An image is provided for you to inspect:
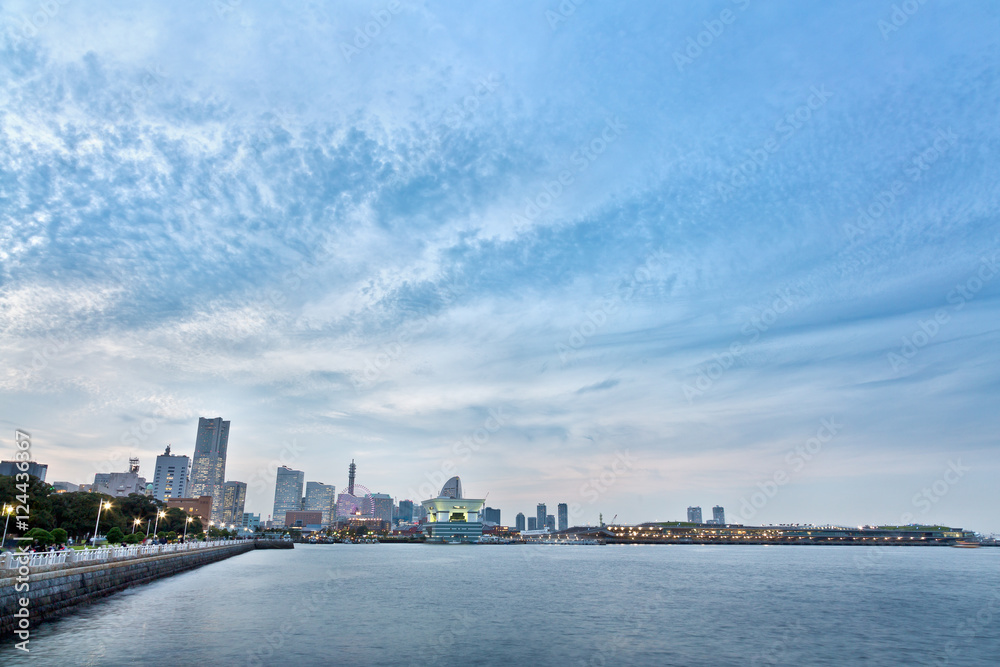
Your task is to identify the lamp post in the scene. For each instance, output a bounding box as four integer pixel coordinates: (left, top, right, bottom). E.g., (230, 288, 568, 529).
(183, 516, 193, 542)
(93, 500, 111, 546)
(153, 510, 166, 539)
(1, 504, 14, 550)
(133, 518, 142, 534)
(206, 520, 214, 543)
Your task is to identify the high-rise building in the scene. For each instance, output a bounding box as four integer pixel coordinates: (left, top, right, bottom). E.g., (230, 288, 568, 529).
(304, 482, 337, 527)
(221, 481, 247, 527)
(189, 417, 230, 522)
(713, 505, 725, 525)
(687, 506, 703, 523)
(536, 503, 547, 531)
(371, 493, 393, 523)
(397, 500, 414, 523)
(515, 512, 526, 532)
(272, 466, 305, 528)
(0, 460, 48, 481)
(348, 459, 356, 495)
(528, 517, 537, 531)
(545, 515, 555, 531)
(557, 503, 568, 531)
(483, 507, 501, 525)
(151, 445, 190, 501)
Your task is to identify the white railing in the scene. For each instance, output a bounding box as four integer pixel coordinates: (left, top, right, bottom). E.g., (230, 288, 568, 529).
(0, 539, 248, 571)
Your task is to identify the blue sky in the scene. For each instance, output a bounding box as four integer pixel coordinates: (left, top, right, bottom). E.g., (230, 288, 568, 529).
(1, 0, 998, 531)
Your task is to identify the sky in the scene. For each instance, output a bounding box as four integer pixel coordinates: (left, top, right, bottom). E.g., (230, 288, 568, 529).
(0, 0, 998, 532)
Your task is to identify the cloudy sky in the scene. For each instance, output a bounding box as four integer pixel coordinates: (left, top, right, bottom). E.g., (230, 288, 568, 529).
(1, 0, 997, 531)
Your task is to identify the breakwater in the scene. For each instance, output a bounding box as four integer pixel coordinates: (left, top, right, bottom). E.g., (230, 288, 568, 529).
(0, 540, 291, 637)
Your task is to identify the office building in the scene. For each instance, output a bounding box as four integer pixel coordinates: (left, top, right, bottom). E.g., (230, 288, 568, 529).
(151, 445, 190, 501)
(397, 500, 414, 523)
(515, 512, 526, 532)
(536, 503, 547, 532)
(687, 506, 703, 524)
(189, 417, 230, 522)
(272, 466, 305, 528)
(557, 503, 568, 531)
(304, 482, 338, 526)
(545, 515, 555, 531)
(241, 512, 261, 532)
(283, 510, 324, 530)
(713, 506, 726, 525)
(0, 460, 48, 481)
(220, 481, 247, 526)
(528, 517, 537, 531)
(371, 493, 394, 523)
(166, 495, 213, 524)
(51, 481, 79, 493)
(483, 507, 501, 526)
(94, 458, 146, 497)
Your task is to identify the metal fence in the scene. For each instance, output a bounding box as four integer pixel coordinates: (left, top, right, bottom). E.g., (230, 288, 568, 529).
(0, 539, 245, 571)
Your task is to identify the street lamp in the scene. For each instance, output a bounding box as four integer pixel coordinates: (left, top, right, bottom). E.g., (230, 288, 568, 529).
(207, 520, 214, 542)
(183, 516, 194, 542)
(93, 500, 112, 546)
(1, 504, 14, 550)
(153, 510, 166, 539)
(133, 517, 142, 534)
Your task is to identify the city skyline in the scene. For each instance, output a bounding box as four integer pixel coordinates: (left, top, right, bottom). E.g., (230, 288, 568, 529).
(1, 1, 997, 533)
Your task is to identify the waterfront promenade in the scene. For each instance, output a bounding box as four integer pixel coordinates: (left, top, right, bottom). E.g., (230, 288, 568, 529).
(0, 539, 291, 637)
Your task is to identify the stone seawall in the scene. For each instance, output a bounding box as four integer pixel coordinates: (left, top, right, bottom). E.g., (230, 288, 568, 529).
(0, 541, 289, 637)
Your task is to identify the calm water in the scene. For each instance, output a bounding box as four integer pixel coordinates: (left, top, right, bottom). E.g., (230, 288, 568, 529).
(4, 544, 999, 666)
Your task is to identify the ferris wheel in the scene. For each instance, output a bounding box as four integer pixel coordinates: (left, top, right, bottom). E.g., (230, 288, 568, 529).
(335, 483, 375, 517)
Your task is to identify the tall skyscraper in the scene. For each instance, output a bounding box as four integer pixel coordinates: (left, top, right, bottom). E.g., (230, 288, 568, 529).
(272, 466, 305, 528)
(221, 481, 247, 526)
(483, 507, 501, 525)
(545, 515, 555, 531)
(348, 459, 356, 495)
(151, 445, 190, 501)
(688, 506, 703, 523)
(713, 505, 726, 525)
(189, 417, 230, 522)
(528, 517, 537, 531)
(304, 482, 337, 527)
(397, 500, 414, 523)
(515, 512, 526, 532)
(557, 503, 568, 531)
(371, 493, 393, 523)
(536, 503, 547, 531)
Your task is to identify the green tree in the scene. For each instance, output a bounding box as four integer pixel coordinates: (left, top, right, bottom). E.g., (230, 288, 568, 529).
(50, 528, 68, 545)
(24, 527, 54, 546)
(0, 474, 55, 531)
(106, 526, 125, 544)
(122, 533, 143, 544)
(49, 491, 118, 540)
